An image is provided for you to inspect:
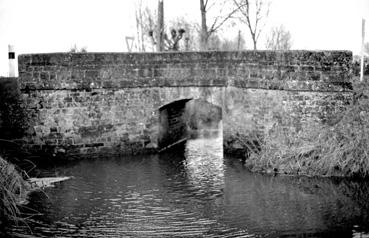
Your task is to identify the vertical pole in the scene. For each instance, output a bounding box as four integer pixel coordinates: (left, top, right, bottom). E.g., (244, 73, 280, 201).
(156, 0, 164, 52)
(8, 45, 16, 77)
(237, 30, 241, 51)
(360, 18, 365, 82)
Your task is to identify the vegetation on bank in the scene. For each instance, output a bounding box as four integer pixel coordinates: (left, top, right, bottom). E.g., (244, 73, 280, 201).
(0, 156, 30, 230)
(244, 79, 369, 178)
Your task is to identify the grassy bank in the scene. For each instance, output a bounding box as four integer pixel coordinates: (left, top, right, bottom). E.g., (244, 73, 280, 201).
(0, 156, 29, 230)
(245, 80, 369, 178)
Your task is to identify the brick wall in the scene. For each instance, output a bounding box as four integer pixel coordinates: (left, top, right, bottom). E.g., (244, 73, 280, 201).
(10, 51, 352, 158)
(18, 51, 352, 91)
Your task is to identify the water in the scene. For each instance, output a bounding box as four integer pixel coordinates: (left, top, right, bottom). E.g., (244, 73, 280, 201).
(10, 130, 369, 237)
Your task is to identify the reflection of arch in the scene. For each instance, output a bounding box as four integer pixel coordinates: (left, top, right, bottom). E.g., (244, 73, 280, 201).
(158, 98, 223, 152)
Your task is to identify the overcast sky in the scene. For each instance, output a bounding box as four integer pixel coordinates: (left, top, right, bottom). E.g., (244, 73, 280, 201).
(0, 0, 368, 76)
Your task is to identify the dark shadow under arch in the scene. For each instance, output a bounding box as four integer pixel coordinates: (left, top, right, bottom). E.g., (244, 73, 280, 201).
(158, 99, 192, 151)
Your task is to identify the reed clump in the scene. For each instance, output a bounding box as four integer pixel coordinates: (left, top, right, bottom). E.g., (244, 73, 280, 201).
(245, 81, 369, 178)
(0, 156, 29, 229)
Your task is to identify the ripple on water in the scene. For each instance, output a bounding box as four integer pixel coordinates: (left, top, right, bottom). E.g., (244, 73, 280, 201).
(10, 132, 369, 237)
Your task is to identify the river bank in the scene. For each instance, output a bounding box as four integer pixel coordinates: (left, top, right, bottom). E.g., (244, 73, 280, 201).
(0, 156, 29, 232)
(0, 155, 72, 236)
(244, 79, 369, 178)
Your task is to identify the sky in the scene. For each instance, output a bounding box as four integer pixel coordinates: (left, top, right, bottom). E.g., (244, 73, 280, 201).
(0, 0, 368, 76)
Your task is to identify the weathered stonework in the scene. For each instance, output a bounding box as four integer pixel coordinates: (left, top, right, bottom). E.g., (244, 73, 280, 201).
(223, 87, 352, 153)
(1, 51, 352, 158)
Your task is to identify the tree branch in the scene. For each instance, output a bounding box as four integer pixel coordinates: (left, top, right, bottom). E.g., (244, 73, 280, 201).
(208, 5, 243, 34)
(234, 0, 270, 49)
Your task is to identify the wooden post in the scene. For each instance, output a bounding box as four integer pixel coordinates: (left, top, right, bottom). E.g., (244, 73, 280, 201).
(156, 0, 164, 52)
(360, 18, 365, 82)
(8, 45, 15, 77)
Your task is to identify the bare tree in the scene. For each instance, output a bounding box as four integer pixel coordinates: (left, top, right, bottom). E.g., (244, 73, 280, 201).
(134, 0, 156, 52)
(149, 22, 187, 51)
(156, 0, 164, 51)
(199, 0, 242, 50)
(233, 0, 270, 50)
(169, 17, 198, 51)
(265, 25, 292, 50)
(163, 29, 186, 51)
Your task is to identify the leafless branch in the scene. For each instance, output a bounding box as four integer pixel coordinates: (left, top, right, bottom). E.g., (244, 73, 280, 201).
(233, 0, 270, 49)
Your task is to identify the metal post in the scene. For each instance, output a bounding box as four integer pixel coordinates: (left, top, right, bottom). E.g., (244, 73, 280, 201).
(360, 18, 365, 82)
(125, 36, 135, 52)
(8, 45, 16, 77)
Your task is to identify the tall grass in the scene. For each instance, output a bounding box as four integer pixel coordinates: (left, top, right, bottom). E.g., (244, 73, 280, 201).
(245, 81, 369, 178)
(0, 156, 29, 229)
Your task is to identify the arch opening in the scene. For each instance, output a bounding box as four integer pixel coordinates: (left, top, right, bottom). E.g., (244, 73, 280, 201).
(158, 98, 223, 152)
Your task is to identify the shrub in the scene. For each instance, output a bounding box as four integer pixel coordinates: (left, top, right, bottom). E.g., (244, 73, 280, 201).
(245, 81, 369, 178)
(0, 156, 29, 229)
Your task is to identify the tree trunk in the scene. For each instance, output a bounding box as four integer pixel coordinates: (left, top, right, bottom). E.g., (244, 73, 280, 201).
(252, 35, 257, 50)
(156, 0, 164, 52)
(139, 7, 145, 52)
(200, 0, 208, 51)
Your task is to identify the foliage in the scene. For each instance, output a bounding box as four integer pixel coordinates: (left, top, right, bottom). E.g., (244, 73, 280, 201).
(69, 44, 87, 53)
(244, 81, 369, 178)
(221, 31, 246, 51)
(265, 25, 292, 50)
(0, 156, 29, 229)
(184, 99, 222, 130)
(206, 32, 246, 51)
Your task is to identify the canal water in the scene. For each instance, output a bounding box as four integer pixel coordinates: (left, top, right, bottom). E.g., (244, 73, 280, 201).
(10, 129, 369, 237)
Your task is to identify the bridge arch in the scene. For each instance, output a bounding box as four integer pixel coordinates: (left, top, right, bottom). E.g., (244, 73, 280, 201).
(157, 97, 223, 152)
(156, 87, 225, 112)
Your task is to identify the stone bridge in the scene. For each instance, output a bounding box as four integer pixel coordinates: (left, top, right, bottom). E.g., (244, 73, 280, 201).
(0, 51, 353, 157)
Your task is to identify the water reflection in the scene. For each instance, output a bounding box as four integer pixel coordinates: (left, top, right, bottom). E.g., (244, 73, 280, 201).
(184, 129, 224, 198)
(221, 166, 369, 237)
(10, 129, 369, 237)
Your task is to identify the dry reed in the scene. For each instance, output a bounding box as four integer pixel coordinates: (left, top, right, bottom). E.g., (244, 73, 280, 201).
(245, 81, 369, 178)
(0, 156, 29, 229)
